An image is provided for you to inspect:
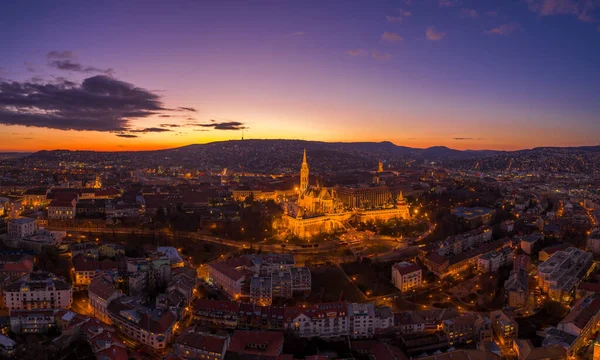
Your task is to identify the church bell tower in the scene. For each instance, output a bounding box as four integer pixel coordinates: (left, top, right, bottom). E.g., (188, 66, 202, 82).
(300, 149, 309, 193)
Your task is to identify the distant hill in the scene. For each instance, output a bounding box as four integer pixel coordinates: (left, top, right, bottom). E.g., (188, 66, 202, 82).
(15, 140, 600, 173)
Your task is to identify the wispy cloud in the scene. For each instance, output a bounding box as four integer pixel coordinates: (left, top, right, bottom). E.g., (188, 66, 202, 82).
(453, 137, 484, 140)
(381, 32, 403, 42)
(461, 8, 479, 18)
(486, 10, 498, 16)
(486, 22, 522, 35)
(177, 107, 198, 112)
(346, 48, 368, 57)
(439, 0, 458, 7)
(386, 8, 412, 23)
(192, 120, 248, 130)
(290, 31, 304, 36)
(372, 50, 392, 61)
(46, 50, 114, 75)
(526, 0, 597, 22)
(426, 26, 447, 41)
(116, 134, 138, 138)
(24, 62, 36, 72)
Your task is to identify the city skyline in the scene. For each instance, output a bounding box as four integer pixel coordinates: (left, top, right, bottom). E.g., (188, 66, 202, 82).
(1, 0, 600, 152)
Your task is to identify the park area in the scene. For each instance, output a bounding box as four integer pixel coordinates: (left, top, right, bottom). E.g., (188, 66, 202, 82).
(308, 264, 366, 303)
(341, 258, 398, 297)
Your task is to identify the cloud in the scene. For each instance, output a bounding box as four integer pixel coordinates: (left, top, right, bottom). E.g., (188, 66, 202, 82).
(386, 8, 412, 23)
(290, 31, 304, 36)
(46, 50, 114, 75)
(193, 120, 247, 130)
(177, 106, 198, 112)
(526, 0, 597, 22)
(115, 134, 139, 138)
(426, 27, 447, 41)
(158, 114, 171, 118)
(159, 123, 181, 128)
(461, 8, 479, 18)
(454, 137, 484, 140)
(346, 48, 368, 56)
(128, 127, 172, 133)
(439, 0, 458, 7)
(381, 32, 403, 42)
(47, 51, 74, 59)
(486, 10, 498, 16)
(372, 50, 392, 61)
(24, 62, 36, 72)
(0, 75, 192, 133)
(486, 22, 522, 35)
(48, 60, 114, 75)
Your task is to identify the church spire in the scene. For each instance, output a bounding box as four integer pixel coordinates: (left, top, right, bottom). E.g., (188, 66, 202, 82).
(300, 149, 309, 193)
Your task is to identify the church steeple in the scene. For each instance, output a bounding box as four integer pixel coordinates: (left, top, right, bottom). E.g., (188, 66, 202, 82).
(300, 149, 309, 193)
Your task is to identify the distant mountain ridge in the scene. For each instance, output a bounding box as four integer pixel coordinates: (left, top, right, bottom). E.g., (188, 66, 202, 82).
(15, 140, 600, 173)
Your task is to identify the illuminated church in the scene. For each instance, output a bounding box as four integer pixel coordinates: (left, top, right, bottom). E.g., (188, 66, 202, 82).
(276, 150, 410, 238)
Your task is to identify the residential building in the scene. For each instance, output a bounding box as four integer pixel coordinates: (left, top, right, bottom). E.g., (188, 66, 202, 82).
(271, 271, 293, 299)
(537, 247, 593, 303)
(208, 262, 245, 299)
(7, 217, 36, 238)
(249, 275, 272, 305)
(226, 330, 283, 360)
(107, 296, 177, 351)
(284, 302, 348, 338)
(3, 271, 72, 310)
(394, 311, 425, 334)
(99, 243, 125, 258)
(0, 334, 16, 356)
(478, 246, 514, 273)
(72, 254, 118, 288)
(70, 242, 99, 259)
(489, 310, 518, 348)
(557, 294, 600, 356)
(442, 314, 492, 346)
(391, 262, 422, 291)
(374, 306, 394, 334)
(173, 327, 229, 360)
(9, 309, 55, 334)
(290, 266, 311, 292)
(88, 277, 123, 324)
(504, 269, 529, 308)
(348, 302, 375, 339)
(191, 299, 239, 328)
(48, 197, 76, 220)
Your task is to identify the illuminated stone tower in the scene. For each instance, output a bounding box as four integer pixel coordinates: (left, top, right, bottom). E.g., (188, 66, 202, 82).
(378, 161, 384, 172)
(300, 149, 309, 193)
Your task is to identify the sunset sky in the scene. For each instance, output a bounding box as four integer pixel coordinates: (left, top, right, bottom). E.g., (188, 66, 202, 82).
(1, 0, 599, 152)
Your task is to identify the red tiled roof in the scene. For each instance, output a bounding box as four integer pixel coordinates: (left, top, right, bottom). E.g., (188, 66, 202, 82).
(393, 263, 421, 275)
(579, 282, 600, 293)
(89, 278, 120, 302)
(209, 262, 245, 281)
(227, 330, 284, 357)
(370, 343, 409, 360)
(95, 345, 129, 360)
(192, 299, 240, 313)
(175, 329, 226, 354)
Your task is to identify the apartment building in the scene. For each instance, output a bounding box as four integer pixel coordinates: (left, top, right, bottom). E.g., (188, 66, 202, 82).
(537, 247, 593, 303)
(284, 302, 349, 339)
(7, 217, 36, 238)
(392, 262, 422, 291)
(3, 271, 72, 310)
(107, 296, 177, 351)
(348, 303, 375, 339)
(9, 309, 55, 334)
(88, 277, 123, 324)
